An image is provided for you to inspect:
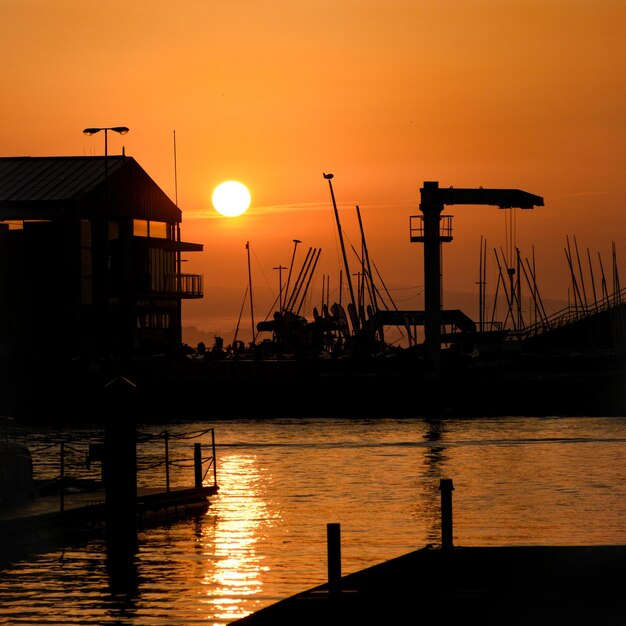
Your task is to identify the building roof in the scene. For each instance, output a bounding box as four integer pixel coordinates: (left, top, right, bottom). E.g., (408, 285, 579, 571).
(0, 156, 183, 223)
(0, 156, 128, 203)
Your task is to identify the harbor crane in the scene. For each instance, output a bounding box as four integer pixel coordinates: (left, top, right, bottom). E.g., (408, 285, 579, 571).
(411, 181, 544, 377)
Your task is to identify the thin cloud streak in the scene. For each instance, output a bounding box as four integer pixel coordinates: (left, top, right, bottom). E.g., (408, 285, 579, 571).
(186, 198, 420, 219)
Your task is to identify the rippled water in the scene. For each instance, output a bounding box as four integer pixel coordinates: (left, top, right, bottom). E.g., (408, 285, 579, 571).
(1, 416, 625, 624)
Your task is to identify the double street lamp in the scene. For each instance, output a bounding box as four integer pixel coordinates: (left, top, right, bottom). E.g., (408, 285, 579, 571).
(83, 126, 129, 156)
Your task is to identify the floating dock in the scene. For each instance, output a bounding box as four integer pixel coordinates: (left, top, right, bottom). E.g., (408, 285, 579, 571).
(231, 480, 625, 625)
(0, 483, 219, 563)
(230, 543, 626, 625)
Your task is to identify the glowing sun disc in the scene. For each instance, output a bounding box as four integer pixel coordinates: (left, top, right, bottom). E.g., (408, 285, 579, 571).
(212, 181, 251, 217)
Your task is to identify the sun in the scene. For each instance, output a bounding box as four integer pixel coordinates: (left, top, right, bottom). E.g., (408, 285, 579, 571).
(212, 181, 251, 217)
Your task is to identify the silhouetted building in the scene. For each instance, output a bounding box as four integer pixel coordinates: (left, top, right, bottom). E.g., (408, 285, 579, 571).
(0, 155, 203, 364)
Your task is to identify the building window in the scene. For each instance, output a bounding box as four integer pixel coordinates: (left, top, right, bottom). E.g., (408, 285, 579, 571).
(149, 248, 176, 292)
(150, 221, 168, 239)
(133, 219, 169, 239)
(133, 219, 149, 237)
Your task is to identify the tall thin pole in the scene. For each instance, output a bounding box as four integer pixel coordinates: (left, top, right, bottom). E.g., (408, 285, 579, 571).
(356, 204, 379, 317)
(173, 129, 178, 208)
(587, 248, 597, 306)
(284, 239, 301, 313)
(612, 241, 621, 301)
(574, 236, 588, 309)
(324, 173, 358, 332)
(83, 125, 129, 360)
(296, 248, 322, 316)
(103, 129, 110, 358)
(246, 242, 255, 344)
(287, 247, 314, 313)
(274, 265, 287, 312)
(174, 131, 181, 277)
(478, 236, 484, 331)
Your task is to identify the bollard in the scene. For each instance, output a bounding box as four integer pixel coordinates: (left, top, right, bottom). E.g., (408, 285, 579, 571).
(194, 443, 202, 488)
(327, 523, 341, 595)
(439, 478, 454, 549)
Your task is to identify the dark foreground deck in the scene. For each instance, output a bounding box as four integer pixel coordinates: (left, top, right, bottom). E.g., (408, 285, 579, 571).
(230, 544, 626, 626)
(0, 484, 219, 563)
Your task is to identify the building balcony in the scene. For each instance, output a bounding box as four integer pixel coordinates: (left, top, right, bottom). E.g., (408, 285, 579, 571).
(146, 273, 204, 298)
(167, 273, 203, 298)
(132, 273, 203, 299)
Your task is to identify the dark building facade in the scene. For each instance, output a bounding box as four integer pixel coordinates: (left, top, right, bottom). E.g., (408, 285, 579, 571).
(0, 155, 203, 373)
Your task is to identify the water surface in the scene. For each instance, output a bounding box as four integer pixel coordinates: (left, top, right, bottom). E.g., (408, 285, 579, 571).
(1, 416, 624, 624)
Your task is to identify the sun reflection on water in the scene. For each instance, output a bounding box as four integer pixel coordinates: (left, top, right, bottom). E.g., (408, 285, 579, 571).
(200, 453, 279, 623)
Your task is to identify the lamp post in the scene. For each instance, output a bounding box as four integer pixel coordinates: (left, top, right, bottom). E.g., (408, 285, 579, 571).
(83, 126, 129, 208)
(82, 126, 129, 359)
(284, 239, 301, 314)
(83, 126, 129, 152)
(273, 265, 287, 313)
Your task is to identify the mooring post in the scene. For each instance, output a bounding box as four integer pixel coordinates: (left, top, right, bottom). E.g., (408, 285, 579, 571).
(194, 443, 202, 488)
(59, 441, 65, 512)
(103, 376, 138, 553)
(164, 431, 170, 493)
(327, 522, 342, 595)
(439, 478, 454, 549)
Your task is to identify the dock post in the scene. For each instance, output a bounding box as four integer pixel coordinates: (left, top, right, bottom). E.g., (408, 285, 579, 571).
(327, 522, 341, 595)
(59, 441, 65, 512)
(439, 478, 454, 549)
(194, 443, 202, 488)
(164, 431, 170, 493)
(211, 429, 217, 486)
(103, 376, 138, 553)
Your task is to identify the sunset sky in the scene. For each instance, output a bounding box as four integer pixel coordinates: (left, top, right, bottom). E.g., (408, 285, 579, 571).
(2, 0, 624, 345)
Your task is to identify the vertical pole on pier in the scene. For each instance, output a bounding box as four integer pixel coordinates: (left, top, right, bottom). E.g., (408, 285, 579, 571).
(60, 441, 65, 512)
(439, 478, 454, 549)
(164, 431, 170, 493)
(194, 443, 202, 488)
(327, 522, 342, 595)
(211, 429, 218, 486)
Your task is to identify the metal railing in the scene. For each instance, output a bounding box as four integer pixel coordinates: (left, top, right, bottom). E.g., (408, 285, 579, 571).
(140, 427, 218, 493)
(409, 214, 454, 242)
(163, 273, 203, 298)
(510, 286, 626, 341)
(26, 427, 218, 511)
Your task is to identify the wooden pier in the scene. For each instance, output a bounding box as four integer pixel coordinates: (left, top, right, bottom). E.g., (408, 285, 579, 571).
(230, 543, 626, 626)
(231, 479, 625, 625)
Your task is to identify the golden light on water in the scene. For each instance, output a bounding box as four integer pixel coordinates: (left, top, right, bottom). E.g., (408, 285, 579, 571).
(201, 454, 278, 622)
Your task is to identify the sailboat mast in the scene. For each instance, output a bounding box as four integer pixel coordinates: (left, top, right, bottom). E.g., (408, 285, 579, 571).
(283, 239, 301, 314)
(246, 241, 255, 344)
(356, 204, 382, 341)
(323, 173, 359, 332)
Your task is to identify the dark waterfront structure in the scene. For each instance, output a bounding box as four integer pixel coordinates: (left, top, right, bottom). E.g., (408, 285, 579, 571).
(1, 166, 624, 421)
(231, 544, 626, 626)
(0, 155, 202, 418)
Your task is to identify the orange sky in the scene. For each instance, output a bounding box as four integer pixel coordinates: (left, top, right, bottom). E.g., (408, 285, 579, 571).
(2, 0, 625, 345)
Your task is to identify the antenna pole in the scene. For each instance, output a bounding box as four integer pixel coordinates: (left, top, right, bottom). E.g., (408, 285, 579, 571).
(246, 241, 255, 344)
(173, 130, 178, 207)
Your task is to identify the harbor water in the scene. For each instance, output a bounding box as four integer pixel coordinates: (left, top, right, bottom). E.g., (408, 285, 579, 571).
(1, 415, 625, 625)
